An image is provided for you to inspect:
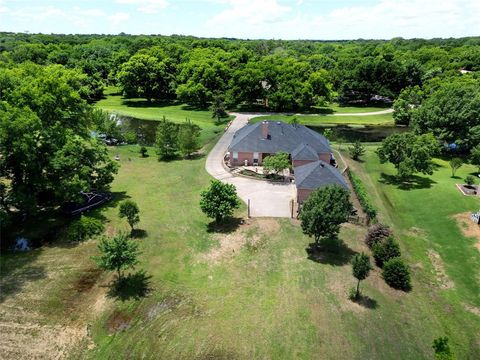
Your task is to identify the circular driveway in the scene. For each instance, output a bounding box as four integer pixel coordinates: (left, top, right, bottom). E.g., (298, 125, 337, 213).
(205, 113, 296, 217)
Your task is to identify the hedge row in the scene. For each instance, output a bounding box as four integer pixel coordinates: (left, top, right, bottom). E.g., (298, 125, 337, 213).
(347, 169, 377, 221)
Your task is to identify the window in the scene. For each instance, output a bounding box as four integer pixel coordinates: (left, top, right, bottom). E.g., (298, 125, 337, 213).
(233, 152, 238, 160)
(253, 152, 259, 160)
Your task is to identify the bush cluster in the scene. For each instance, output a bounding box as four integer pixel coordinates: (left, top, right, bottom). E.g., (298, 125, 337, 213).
(382, 257, 412, 291)
(347, 169, 377, 221)
(365, 223, 392, 248)
(66, 215, 104, 242)
(372, 236, 401, 267)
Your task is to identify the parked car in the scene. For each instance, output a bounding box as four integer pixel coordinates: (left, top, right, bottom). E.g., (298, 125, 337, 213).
(61, 191, 111, 216)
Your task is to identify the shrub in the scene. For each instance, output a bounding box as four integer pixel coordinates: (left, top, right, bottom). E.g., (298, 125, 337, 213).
(382, 257, 412, 291)
(347, 169, 377, 221)
(372, 236, 401, 267)
(465, 175, 475, 186)
(66, 215, 104, 242)
(140, 146, 148, 157)
(365, 223, 392, 248)
(348, 141, 365, 161)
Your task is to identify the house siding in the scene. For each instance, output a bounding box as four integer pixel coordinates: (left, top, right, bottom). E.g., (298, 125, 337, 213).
(292, 159, 315, 167)
(318, 153, 331, 163)
(297, 188, 313, 204)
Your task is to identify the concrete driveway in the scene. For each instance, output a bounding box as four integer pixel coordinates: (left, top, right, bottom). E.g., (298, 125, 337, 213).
(205, 113, 296, 217)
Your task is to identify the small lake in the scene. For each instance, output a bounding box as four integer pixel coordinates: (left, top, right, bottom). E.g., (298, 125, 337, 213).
(115, 115, 407, 145)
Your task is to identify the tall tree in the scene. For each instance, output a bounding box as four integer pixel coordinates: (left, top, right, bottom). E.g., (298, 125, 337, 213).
(299, 185, 353, 246)
(200, 180, 240, 224)
(155, 117, 179, 160)
(262, 152, 290, 175)
(178, 119, 201, 158)
(377, 132, 438, 179)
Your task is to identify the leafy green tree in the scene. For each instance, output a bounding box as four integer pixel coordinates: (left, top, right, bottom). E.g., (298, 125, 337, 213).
(178, 119, 201, 158)
(348, 141, 365, 160)
(393, 86, 423, 126)
(377, 132, 438, 179)
(372, 236, 401, 267)
(412, 77, 480, 150)
(0, 64, 118, 213)
(289, 116, 300, 127)
(94, 232, 140, 280)
(323, 128, 333, 141)
(117, 53, 175, 102)
(262, 152, 290, 175)
(469, 144, 480, 173)
(465, 175, 475, 187)
(433, 337, 456, 360)
(119, 200, 140, 231)
(200, 180, 240, 224)
(351, 252, 372, 298)
(449, 158, 463, 177)
(299, 185, 353, 245)
(210, 93, 228, 123)
(382, 257, 412, 291)
(155, 117, 179, 160)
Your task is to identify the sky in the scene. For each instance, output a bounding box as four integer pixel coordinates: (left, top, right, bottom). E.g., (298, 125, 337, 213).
(0, 0, 479, 40)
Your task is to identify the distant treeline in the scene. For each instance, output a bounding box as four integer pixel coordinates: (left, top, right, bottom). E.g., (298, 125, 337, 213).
(1, 32, 479, 111)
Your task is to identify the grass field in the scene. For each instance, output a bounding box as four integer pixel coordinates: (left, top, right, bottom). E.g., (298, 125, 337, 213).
(1, 135, 479, 358)
(95, 87, 232, 145)
(250, 113, 394, 126)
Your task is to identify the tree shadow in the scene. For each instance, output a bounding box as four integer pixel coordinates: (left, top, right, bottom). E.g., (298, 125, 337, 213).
(107, 270, 152, 301)
(206, 217, 243, 234)
(181, 104, 208, 111)
(450, 175, 462, 179)
(104, 191, 130, 209)
(379, 173, 436, 190)
(131, 229, 148, 239)
(351, 294, 379, 309)
(305, 238, 357, 266)
(183, 152, 206, 161)
(122, 99, 178, 108)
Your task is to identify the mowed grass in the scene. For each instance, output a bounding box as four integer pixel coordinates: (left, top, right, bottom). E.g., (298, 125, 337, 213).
(95, 87, 232, 145)
(343, 145, 480, 358)
(250, 113, 394, 126)
(1, 140, 479, 359)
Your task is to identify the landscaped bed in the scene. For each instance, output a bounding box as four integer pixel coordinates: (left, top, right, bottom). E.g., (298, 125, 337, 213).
(238, 168, 286, 182)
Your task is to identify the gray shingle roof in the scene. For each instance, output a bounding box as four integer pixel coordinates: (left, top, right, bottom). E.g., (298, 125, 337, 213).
(228, 121, 331, 154)
(294, 160, 349, 190)
(291, 144, 319, 161)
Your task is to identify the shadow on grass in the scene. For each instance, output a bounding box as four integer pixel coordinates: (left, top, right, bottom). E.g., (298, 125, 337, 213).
(131, 229, 148, 239)
(206, 217, 243, 234)
(183, 152, 206, 161)
(122, 99, 178, 108)
(351, 294, 379, 309)
(379, 173, 436, 190)
(107, 270, 152, 301)
(0, 261, 46, 303)
(306, 238, 357, 266)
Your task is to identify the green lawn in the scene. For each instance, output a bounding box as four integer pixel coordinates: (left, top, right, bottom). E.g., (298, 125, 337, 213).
(95, 87, 232, 145)
(1, 139, 479, 359)
(325, 103, 390, 114)
(250, 113, 394, 126)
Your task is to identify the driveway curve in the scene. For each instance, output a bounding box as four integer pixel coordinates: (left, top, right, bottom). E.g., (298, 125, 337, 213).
(205, 113, 296, 218)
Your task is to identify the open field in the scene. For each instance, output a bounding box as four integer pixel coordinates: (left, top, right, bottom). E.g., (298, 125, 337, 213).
(95, 87, 232, 145)
(1, 140, 479, 359)
(250, 113, 394, 126)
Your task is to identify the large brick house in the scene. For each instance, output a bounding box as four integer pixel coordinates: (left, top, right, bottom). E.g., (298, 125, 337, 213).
(227, 120, 348, 203)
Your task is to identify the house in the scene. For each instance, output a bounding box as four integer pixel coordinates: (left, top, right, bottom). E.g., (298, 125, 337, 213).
(227, 120, 349, 203)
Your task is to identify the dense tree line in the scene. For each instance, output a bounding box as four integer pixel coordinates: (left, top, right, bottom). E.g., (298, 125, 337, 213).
(1, 32, 479, 110)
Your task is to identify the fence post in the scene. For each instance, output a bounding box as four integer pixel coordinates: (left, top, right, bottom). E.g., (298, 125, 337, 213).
(248, 199, 250, 218)
(290, 199, 294, 219)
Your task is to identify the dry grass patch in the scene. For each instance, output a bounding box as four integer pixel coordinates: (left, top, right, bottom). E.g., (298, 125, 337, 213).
(453, 212, 480, 251)
(427, 250, 454, 290)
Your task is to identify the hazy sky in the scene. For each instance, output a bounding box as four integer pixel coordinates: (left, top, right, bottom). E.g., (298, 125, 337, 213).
(0, 0, 479, 40)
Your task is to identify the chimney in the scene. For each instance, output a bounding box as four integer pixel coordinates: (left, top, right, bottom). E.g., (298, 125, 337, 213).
(261, 121, 269, 139)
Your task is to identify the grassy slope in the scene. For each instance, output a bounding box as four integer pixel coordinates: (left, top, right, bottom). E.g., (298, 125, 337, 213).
(95, 87, 232, 145)
(250, 113, 394, 126)
(343, 145, 480, 358)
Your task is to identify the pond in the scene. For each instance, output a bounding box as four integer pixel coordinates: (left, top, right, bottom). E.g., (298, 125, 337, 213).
(310, 124, 408, 142)
(114, 115, 408, 146)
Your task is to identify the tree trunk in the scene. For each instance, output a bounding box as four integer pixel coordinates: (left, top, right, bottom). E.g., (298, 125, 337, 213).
(356, 279, 361, 298)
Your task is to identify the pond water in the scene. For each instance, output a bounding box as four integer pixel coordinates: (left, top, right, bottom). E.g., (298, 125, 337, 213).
(115, 114, 407, 145)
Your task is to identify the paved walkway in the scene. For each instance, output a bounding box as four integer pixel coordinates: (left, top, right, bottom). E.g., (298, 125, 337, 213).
(205, 113, 296, 218)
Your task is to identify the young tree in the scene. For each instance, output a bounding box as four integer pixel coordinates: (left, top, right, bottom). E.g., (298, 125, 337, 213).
(200, 180, 240, 223)
(377, 132, 438, 179)
(155, 116, 178, 160)
(140, 146, 148, 158)
(178, 119, 201, 158)
(382, 257, 412, 291)
(299, 185, 353, 246)
(119, 200, 140, 232)
(351, 252, 372, 299)
(348, 141, 366, 161)
(323, 128, 333, 141)
(449, 158, 463, 177)
(94, 232, 140, 280)
(262, 152, 290, 175)
(289, 116, 300, 127)
(432, 337, 456, 360)
(210, 93, 228, 124)
(465, 175, 475, 187)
